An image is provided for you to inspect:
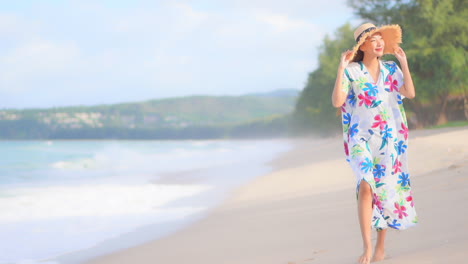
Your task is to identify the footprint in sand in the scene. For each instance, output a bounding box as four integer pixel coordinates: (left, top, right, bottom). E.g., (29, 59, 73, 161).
(287, 258, 314, 264)
(313, 249, 327, 254)
(287, 250, 328, 264)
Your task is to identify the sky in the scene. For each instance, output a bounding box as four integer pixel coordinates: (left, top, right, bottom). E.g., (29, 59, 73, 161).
(0, 0, 357, 109)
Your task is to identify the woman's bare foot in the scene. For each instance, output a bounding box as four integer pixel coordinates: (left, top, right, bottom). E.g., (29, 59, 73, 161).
(358, 247, 372, 264)
(371, 248, 386, 262)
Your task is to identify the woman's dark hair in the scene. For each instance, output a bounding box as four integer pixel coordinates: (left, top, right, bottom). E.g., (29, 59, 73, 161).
(352, 50, 364, 62)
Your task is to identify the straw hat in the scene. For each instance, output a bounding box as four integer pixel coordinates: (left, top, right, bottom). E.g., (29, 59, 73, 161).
(350, 23, 402, 62)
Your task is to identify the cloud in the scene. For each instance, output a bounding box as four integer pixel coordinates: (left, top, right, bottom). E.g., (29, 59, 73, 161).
(0, 0, 352, 108)
(255, 12, 315, 33)
(171, 2, 210, 25)
(0, 37, 80, 93)
(0, 14, 22, 34)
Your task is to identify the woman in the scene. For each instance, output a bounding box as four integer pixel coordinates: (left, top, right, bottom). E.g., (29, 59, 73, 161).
(331, 23, 418, 264)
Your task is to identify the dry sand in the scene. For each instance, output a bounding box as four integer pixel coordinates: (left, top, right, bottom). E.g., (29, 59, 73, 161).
(85, 126, 468, 264)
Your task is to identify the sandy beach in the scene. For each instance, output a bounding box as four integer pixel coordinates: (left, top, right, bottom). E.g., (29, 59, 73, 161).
(84, 126, 468, 264)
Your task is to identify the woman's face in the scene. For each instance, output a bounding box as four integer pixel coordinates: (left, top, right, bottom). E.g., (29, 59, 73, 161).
(360, 32, 384, 57)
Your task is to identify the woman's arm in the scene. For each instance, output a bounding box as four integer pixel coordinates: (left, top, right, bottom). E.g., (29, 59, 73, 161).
(332, 50, 353, 108)
(394, 47, 416, 99)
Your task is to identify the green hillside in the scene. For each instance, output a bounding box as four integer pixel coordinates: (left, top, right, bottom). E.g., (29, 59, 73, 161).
(0, 89, 299, 139)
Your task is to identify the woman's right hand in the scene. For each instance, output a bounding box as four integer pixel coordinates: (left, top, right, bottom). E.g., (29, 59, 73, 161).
(339, 50, 353, 70)
(333, 50, 353, 107)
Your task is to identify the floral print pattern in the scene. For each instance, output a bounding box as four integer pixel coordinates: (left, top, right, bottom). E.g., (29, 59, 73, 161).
(340, 60, 418, 230)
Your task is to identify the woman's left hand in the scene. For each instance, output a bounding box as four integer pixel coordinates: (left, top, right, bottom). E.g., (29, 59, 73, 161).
(394, 46, 415, 99)
(394, 46, 408, 65)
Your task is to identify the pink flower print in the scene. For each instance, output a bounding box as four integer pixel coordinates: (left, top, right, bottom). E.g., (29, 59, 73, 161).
(372, 114, 388, 130)
(358, 91, 376, 107)
(406, 195, 414, 207)
(341, 102, 347, 113)
(373, 193, 384, 211)
(393, 159, 402, 175)
(393, 202, 408, 219)
(399, 122, 409, 140)
(385, 75, 399, 92)
(344, 142, 349, 156)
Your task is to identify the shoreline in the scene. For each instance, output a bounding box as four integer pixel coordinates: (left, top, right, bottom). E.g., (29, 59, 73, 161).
(49, 139, 292, 264)
(70, 126, 466, 263)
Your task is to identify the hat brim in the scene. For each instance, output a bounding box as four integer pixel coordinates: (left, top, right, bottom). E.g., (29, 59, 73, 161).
(350, 24, 402, 62)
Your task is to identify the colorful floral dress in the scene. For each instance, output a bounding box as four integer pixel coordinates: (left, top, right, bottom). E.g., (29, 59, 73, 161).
(340, 60, 418, 230)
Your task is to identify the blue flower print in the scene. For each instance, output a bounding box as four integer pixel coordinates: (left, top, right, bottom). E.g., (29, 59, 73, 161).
(363, 83, 379, 96)
(388, 219, 401, 229)
(349, 123, 359, 137)
(343, 113, 351, 125)
(397, 94, 404, 104)
(398, 172, 410, 186)
(373, 164, 386, 179)
(379, 125, 393, 150)
(360, 157, 373, 173)
(348, 89, 357, 107)
(383, 61, 397, 75)
(395, 140, 408, 155)
(381, 125, 393, 140)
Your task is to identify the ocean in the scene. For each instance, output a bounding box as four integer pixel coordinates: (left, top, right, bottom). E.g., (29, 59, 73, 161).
(0, 139, 291, 264)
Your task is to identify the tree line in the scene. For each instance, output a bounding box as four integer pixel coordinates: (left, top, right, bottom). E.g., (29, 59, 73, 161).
(293, 0, 467, 136)
(0, 116, 290, 140)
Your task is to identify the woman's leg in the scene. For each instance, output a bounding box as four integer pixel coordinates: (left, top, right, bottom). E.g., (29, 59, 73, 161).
(372, 229, 387, 261)
(357, 180, 373, 264)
